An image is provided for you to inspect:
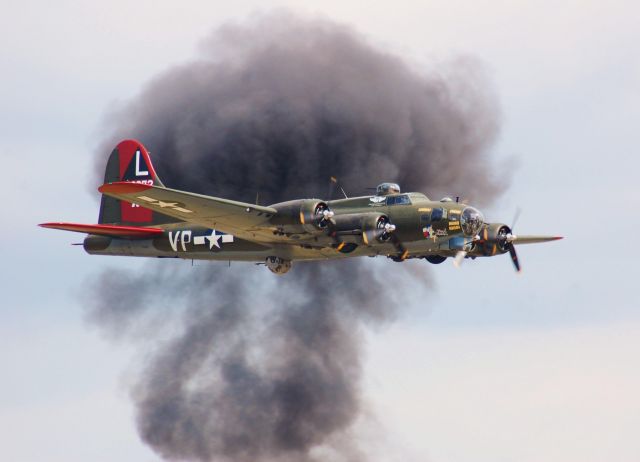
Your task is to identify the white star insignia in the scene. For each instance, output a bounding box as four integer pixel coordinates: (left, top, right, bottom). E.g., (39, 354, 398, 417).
(157, 201, 178, 208)
(205, 229, 221, 249)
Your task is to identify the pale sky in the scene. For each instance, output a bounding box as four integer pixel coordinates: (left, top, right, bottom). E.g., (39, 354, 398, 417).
(1, 1, 639, 461)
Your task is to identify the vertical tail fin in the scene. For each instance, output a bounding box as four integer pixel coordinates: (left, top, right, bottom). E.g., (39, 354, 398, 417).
(98, 139, 178, 225)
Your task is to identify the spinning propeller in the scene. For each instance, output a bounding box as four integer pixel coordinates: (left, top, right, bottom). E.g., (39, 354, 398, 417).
(503, 207, 522, 272)
(454, 208, 523, 273)
(314, 204, 342, 249)
(374, 217, 408, 261)
(499, 226, 521, 273)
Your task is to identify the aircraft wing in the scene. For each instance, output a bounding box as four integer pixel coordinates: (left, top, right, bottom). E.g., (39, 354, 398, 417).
(99, 182, 279, 241)
(512, 235, 563, 245)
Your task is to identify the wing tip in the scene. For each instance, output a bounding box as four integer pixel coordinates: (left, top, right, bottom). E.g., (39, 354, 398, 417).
(39, 222, 164, 237)
(39, 222, 61, 229)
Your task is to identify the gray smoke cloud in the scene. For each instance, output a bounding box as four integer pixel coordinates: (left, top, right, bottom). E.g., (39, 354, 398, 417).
(87, 12, 504, 462)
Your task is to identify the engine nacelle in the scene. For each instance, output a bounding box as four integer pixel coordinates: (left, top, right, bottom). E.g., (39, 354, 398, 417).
(322, 212, 394, 246)
(269, 199, 330, 234)
(330, 213, 368, 232)
(478, 223, 511, 256)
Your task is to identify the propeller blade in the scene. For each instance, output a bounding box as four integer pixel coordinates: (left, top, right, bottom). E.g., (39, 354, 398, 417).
(322, 214, 344, 250)
(390, 233, 409, 261)
(511, 207, 522, 230)
(322, 209, 335, 220)
(453, 250, 467, 268)
(370, 222, 397, 241)
(363, 218, 407, 260)
(507, 243, 521, 272)
(328, 176, 337, 200)
(511, 235, 563, 245)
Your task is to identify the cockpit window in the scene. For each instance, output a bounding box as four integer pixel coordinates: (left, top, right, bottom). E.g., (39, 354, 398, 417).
(461, 207, 484, 236)
(431, 208, 444, 221)
(386, 194, 411, 206)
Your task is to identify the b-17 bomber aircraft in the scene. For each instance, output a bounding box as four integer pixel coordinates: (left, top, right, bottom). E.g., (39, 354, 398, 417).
(41, 140, 562, 274)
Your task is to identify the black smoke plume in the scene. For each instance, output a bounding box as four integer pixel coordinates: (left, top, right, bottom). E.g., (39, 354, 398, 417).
(87, 12, 504, 462)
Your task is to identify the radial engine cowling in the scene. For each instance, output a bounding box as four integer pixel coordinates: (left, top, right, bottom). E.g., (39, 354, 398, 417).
(270, 199, 332, 234)
(299, 200, 332, 233)
(328, 212, 394, 245)
(479, 223, 512, 256)
(359, 213, 395, 245)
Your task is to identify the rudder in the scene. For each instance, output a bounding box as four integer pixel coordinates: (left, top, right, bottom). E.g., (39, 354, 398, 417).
(98, 139, 178, 225)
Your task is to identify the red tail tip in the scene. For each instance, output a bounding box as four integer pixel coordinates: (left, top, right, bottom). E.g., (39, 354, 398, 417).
(99, 182, 153, 194)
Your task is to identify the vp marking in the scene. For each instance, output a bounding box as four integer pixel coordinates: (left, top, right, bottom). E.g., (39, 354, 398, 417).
(168, 229, 234, 252)
(169, 230, 191, 251)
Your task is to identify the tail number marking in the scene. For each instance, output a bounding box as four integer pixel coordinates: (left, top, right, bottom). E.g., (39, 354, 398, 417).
(135, 149, 149, 176)
(169, 230, 192, 252)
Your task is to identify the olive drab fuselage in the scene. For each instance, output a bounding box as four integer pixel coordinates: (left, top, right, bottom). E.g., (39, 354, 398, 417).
(42, 140, 562, 274)
(83, 189, 493, 263)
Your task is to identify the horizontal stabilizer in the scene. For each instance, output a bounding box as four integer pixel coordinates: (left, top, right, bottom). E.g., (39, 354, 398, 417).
(39, 222, 164, 238)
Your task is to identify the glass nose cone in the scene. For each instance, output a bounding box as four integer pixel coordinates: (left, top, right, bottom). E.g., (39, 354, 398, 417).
(461, 207, 484, 236)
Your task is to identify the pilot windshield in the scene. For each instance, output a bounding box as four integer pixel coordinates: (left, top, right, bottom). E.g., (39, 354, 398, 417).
(461, 207, 484, 236)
